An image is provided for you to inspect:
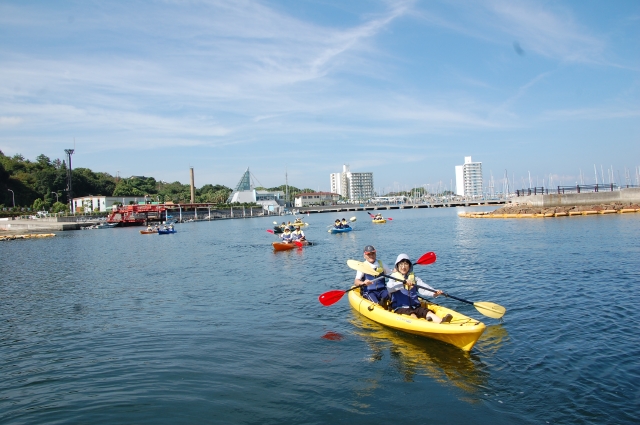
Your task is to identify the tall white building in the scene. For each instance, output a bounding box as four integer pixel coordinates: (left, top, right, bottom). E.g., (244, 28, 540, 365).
(329, 164, 374, 201)
(455, 156, 483, 198)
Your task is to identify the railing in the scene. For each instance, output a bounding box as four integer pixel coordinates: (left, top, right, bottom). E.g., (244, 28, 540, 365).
(515, 184, 639, 196)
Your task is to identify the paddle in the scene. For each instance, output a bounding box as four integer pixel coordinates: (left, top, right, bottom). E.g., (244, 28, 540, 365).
(267, 229, 274, 234)
(346, 259, 505, 319)
(319, 253, 436, 307)
(318, 276, 384, 306)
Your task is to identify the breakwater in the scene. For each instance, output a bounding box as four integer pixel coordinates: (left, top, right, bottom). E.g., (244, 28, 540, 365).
(459, 202, 640, 218)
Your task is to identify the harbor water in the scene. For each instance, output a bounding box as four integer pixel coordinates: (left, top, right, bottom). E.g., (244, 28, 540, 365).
(1, 208, 638, 424)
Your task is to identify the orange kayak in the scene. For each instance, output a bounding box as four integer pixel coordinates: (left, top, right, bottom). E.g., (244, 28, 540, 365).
(272, 242, 297, 251)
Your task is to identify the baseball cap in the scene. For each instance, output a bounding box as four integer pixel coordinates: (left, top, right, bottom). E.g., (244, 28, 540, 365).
(363, 245, 376, 254)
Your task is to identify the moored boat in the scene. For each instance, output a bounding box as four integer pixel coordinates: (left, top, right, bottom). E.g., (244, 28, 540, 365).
(348, 288, 485, 351)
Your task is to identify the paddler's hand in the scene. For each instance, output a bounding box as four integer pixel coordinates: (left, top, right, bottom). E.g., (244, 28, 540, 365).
(433, 290, 443, 297)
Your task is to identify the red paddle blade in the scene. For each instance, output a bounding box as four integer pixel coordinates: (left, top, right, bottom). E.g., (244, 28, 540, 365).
(294, 241, 303, 247)
(415, 251, 436, 265)
(319, 290, 346, 306)
(387, 217, 393, 220)
(266, 229, 274, 234)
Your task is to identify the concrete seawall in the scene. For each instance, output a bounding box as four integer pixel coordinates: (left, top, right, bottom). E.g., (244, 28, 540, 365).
(513, 187, 640, 208)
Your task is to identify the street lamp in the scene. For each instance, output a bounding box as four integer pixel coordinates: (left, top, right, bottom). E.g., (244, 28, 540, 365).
(7, 189, 15, 208)
(52, 192, 59, 202)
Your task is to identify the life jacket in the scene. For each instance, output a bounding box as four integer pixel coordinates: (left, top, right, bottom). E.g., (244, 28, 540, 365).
(292, 230, 304, 240)
(334, 222, 342, 228)
(281, 232, 292, 241)
(341, 221, 349, 227)
(389, 271, 421, 310)
(361, 260, 386, 292)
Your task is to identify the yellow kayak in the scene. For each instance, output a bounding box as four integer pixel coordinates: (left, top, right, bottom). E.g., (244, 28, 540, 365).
(348, 288, 485, 351)
(372, 219, 386, 224)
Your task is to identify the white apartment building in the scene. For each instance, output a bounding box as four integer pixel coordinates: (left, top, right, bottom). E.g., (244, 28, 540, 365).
(455, 156, 483, 198)
(329, 164, 374, 201)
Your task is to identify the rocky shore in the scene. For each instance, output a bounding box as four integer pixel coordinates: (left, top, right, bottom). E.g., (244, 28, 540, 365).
(459, 202, 640, 218)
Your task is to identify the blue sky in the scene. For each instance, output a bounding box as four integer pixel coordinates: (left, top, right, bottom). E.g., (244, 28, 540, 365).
(1, 0, 638, 193)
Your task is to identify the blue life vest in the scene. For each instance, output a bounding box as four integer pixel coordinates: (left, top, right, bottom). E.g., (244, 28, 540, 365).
(360, 260, 386, 292)
(292, 230, 304, 240)
(389, 271, 421, 310)
(281, 232, 292, 241)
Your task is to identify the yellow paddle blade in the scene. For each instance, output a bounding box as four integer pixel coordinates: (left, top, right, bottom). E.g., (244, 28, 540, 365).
(346, 259, 381, 276)
(349, 216, 357, 222)
(473, 302, 506, 319)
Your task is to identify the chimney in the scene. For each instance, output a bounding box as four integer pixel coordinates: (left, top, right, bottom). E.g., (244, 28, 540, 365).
(190, 167, 195, 203)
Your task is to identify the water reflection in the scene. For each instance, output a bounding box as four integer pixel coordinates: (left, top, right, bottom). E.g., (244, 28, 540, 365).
(349, 311, 492, 396)
(474, 324, 510, 357)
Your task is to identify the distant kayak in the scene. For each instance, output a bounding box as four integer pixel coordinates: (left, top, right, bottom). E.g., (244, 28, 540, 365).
(328, 227, 352, 234)
(158, 228, 176, 234)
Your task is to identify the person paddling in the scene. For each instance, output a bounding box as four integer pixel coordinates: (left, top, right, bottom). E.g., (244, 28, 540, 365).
(387, 253, 452, 323)
(280, 227, 294, 243)
(341, 218, 350, 228)
(291, 225, 306, 243)
(354, 245, 391, 305)
(334, 219, 343, 229)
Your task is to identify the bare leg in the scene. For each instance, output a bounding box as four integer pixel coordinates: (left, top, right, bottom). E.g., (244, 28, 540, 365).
(426, 311, 442, 323)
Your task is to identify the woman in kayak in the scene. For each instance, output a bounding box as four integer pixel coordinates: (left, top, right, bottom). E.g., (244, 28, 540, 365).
(387, 253, 452, 323)
(374, 213, 383, 220)
(291, 225, 306, 242)
(334, 219, 343, 229)
(280, 227, 294, 243)
(340, 218, 350, 228)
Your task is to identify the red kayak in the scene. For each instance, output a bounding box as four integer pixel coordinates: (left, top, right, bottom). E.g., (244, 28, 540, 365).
(272, 242, 297, 251)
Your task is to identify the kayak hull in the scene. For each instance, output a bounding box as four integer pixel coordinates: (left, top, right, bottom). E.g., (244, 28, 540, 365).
(140, 230, 157, 234)
(158, 229, 176, 234)
(372, 219, 387, 224)
(328, 227, 352, 234)
(272, 242, 297, 251)
(348, 289, 485, 351)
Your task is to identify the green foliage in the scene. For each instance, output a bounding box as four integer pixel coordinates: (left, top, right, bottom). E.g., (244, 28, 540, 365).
(0, 150, 242, 208)
(51, 201, 67, 213)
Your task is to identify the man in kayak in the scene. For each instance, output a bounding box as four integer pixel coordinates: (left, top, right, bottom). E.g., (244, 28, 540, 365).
(291, 225, 306, 242)
(387, 253, 452, 323)
(374, 213, 383, 220)
(279, 221, 287, 230)
(354, 245, 391, 305)
(280, 227, 294, 243)
(334, 219, 343, 229)
(340, 218, 350, 228)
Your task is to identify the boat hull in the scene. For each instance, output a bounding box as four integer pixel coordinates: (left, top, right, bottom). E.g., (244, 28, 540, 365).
(140, 230, 157, 234)
(158, 229, 176, 234)
(372, 219, 387, 224)
(348, 289, 485, 351)
(328, 227, 352, 234)
(272, 242, 296, 251)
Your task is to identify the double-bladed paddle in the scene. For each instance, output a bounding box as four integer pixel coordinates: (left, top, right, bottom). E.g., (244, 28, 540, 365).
(318, 252, 436, 306)
(345, 258, 506, 319)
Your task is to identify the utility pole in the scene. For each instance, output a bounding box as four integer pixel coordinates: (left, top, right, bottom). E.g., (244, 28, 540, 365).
(65, 149, 75, 213)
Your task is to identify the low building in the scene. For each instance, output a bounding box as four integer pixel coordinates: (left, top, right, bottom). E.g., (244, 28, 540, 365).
(72, 195, 147, 213)
(294, 192, 339, 207)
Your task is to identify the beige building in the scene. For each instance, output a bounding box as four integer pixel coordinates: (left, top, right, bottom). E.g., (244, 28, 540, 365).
(294, 192, 340, 207)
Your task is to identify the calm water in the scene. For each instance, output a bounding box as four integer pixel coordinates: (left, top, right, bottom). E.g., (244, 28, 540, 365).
(1, 208, 639, 424)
